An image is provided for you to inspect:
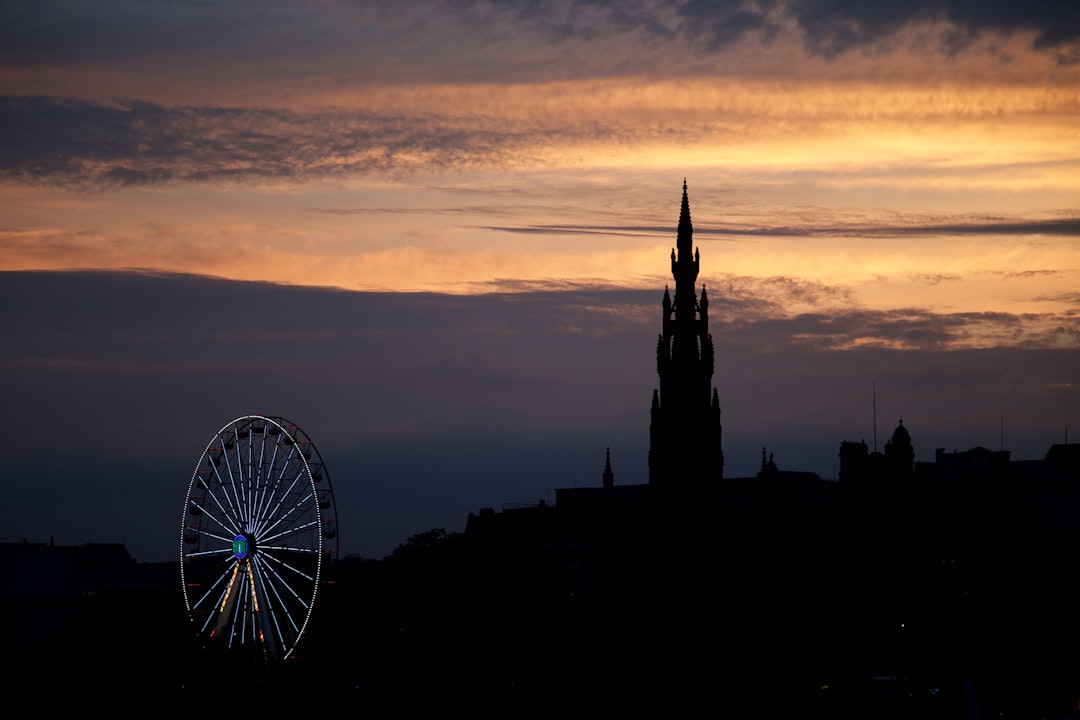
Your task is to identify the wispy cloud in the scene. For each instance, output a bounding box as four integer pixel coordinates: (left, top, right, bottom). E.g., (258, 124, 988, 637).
(477, 216, 1080, 239)
(911, 273, 962, 286)
(1003, 269, 1063, 280)
(4, 75, 1077, 189)
(469, 225, 669, 238)
(1034, 291, 1080, 305)
(0, 96, 569, 188)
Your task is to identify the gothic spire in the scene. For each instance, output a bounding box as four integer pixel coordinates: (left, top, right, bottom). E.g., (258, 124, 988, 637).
(649, 181, 724, 487)
(677, 178, 692, 259)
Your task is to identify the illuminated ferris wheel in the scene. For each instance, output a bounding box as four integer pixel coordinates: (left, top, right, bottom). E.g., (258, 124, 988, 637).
(179, 415, 338, 662)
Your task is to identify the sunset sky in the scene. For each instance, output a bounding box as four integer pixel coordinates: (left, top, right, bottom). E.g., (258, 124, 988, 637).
(2, 1, 1078, 563)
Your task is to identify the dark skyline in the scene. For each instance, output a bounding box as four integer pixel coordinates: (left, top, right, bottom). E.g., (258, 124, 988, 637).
(2, 238, 1076, 564)
(2, 1, 1079, 564)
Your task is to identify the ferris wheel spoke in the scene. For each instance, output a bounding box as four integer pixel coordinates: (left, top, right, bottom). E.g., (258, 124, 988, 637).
(190, 560, 234, 614)
(275, 469, 306, 509)
(200, 561, 241, 635)
(260, 545, 318, 555)
(248, 446, 265, 534)
(218, 562, 246, 648)
(249, 427, 266, 528)
(218, 562, 242, 612)
(224, 431, 247, 529)
(238, 562, 259, 647)
(246, 426, 259, 524)
(235, 429, 251, 526)
(184, 546, 236, 560)
(257, 424, 271, 488)
(251, 456, 288, 538)
(202, 478, 242, 531)
(276, 443, 299, 479)
(194, 503, 242, 539)
(243, 430, 253, 526)
(248, 560, 273, 647)
(251, 555, 292, 651)
(255, 471, 308, 537)
(216, 436, 247, 528)
(260, 518, 318, 546)
(200, 584, 230, 634)
(207, 453, 243, 527)
(233, 569, 249, 647)
(260, 548, 318, 584)
(190, 526, 240, 546)
(251, 444, 298, 535)
(195, 489, 241, 536)
(226, 575, 247, 649)
(266, 483, 314, 527)
(254, 557, 302, 626)
(254, 440, 282, 528)
(255, 554, 309, 628)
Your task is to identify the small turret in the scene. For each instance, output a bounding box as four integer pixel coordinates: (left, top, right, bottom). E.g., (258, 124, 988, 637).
(758, 447, 778, 478)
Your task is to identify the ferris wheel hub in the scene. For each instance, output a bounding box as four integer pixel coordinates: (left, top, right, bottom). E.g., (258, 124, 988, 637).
(232, 534, 251, 560)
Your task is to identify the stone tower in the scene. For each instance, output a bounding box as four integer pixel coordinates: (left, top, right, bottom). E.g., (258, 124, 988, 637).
(648, 181, 724, 488)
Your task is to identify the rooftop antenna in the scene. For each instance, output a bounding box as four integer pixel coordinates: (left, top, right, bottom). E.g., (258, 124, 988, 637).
(873, 381, 878, 453)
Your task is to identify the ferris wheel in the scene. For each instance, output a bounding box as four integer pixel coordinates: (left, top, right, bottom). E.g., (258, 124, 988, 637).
(179, 415, 338, 662)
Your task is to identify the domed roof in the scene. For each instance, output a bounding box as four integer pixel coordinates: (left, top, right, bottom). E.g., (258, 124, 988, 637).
(891, 419, 910, 442)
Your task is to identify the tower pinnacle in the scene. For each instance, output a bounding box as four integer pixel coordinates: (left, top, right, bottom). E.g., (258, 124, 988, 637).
(603, 448, 614, 489)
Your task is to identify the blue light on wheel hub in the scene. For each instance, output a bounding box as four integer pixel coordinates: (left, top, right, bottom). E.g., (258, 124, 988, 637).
(232, 534, 249, 560)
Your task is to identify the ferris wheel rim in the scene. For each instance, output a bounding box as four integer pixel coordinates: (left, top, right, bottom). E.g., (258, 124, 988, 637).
(179, 414, 338, 662)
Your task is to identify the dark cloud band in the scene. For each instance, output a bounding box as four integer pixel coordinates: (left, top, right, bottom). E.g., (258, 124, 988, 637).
(480, 217, 1080, 239)
(0, 96, 561, 188)
(2, 1, 1076, 72)
(3, 269, 1077, 563)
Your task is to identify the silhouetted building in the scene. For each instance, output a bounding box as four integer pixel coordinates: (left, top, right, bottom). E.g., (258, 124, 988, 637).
(884, 418, 915, 476)
(838, 438, 871, 483)
(932, 444, 1011, 483)
(467, 182, 743, 572)
(649, 180, 724, 488)
(839, 419, 916, 484)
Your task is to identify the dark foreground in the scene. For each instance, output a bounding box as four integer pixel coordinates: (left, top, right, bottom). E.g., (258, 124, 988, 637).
(6, 495, 1080, 720)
